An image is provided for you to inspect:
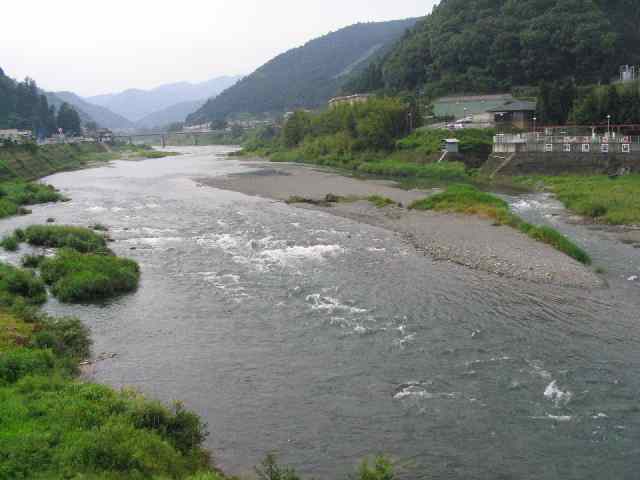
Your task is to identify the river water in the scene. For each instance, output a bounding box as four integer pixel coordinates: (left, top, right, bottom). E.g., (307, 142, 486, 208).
(2, 146, 639, 479)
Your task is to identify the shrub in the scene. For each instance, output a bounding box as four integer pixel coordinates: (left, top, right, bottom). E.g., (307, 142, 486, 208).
(0, 378, 212, 479)
(0, 348, 56, 384)
(22, 225, 109, 254)
(0, 234, 19, 251)
(40, 249, 140, 303)
(130, 400, 207, 454)
(31, 316, 92, 359)
(21, 254, 45, 269)
(0, 263, 47, 306)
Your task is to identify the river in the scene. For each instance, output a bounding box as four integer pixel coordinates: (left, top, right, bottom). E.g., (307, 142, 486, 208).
(1, 146, 639, 479)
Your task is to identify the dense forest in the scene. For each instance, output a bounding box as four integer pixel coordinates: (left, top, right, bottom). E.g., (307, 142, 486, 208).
(0, 67, 82, 137)
(187, 19, 418, 124)
(348, 0, 640, 96)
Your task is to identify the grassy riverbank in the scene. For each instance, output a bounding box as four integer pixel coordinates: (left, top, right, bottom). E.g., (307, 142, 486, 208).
(410, 185, 591, 264)
(514, 174, 640, 225)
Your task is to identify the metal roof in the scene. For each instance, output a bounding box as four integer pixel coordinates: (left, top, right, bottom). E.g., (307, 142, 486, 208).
(487, 100, 537, 113)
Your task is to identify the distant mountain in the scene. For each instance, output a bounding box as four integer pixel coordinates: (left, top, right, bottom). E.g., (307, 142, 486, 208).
(186, 19, 419, 124)
(135, 100, 205, 129)
(48, 91, 133, 130)
(87, 76, 242, 122)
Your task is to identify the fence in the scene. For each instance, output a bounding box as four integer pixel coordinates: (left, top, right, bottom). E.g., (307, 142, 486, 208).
(494, 133, 640, 154)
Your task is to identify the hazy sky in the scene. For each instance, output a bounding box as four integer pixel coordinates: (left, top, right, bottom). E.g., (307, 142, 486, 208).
(1, 0, 437, 97)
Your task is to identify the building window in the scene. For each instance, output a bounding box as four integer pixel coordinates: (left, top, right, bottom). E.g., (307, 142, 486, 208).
(622, 144, 631, 153)
(563, 144, 571, 152)
(545, 144, 553, 153)
(601, 144, 609, 153)
(582, 144, 591, 153)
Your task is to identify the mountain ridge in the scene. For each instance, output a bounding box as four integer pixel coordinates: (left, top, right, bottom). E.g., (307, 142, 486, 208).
(187, 18, 419, 124)
(87, 75, 243, 122)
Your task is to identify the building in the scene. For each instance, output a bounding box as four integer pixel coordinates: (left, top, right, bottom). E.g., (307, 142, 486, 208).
(620, 65, 639, 83)
(433, 94, 514, 121)
(486, 100, 537, 130)
(328, 94, 373, 109)
(96, 129, 114, 144)
(0, 129, 33, 143)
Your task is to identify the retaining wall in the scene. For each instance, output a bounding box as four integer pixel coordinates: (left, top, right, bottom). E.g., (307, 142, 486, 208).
(491, 152, 640, 176)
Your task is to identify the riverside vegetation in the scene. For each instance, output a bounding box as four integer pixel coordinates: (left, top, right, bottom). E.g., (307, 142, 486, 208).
(2, 225, 140, 303)
(514, 174, 640, 226)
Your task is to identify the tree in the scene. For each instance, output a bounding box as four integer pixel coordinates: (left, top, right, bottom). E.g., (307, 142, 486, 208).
(282, 111, 312, 147)
(56, 103, 82, 136)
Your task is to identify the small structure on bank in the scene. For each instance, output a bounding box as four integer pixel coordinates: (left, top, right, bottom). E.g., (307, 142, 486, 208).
(328, 94, 373, 109)
(486, 100, 537, 130)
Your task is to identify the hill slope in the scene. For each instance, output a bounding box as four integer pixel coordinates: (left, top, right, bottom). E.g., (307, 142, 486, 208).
(351, 0, 640, 95)
(187, 19, 419, 124)
(87, 76, 242, 122)
(49, 91, 133, 130)
(135, 100, 206, 129)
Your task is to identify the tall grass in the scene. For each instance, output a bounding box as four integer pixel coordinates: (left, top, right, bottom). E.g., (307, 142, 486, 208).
(516, 174, 640, 225)
(20, 225, 109, 253)
(0, 263, 47, 306)
(0, 181, 64, 219)
(40, 249, 140, 303)
(410, 185, 591, 264)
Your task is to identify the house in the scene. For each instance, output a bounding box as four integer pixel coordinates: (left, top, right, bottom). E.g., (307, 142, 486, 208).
(0, 129, 33, 143)
(486, 100, 537, 130)
(328, 94, 373, 109)
(96, 128, 114, 144)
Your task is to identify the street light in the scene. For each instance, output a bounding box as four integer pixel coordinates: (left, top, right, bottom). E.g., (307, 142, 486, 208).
(533, 116, 537, 136)
(607, 114, 611, 138)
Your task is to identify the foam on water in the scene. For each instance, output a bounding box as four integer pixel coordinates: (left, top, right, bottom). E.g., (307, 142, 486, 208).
(544, 381, 573, 407)
(306, 294, 367, 314)
(261, 245, 344, 265)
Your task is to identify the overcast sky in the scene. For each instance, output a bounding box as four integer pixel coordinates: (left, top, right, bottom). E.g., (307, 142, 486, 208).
(0, 0, 437, 97)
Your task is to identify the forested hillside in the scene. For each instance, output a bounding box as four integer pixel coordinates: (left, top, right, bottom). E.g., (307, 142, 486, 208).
(348, 0, 640, 96)
(0, 68, 85, 136)
(187, 19, 418, 124)
(0, 68, 57, 136)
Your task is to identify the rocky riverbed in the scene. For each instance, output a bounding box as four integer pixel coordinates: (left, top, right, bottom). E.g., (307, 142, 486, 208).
(200, 159, 602, 289)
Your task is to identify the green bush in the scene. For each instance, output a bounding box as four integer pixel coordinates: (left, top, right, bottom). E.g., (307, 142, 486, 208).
(40, 249, 140, 303)
(0, 263, 47, 306)
(21, 225, 109, 254)
(0, 377, 212, 479)
(31, 316, 92, 360)
(21, 254, 45, 269)
(0, 234, 19, 251)
(0, 348, 55, 384)
(0, 182, 64, 220)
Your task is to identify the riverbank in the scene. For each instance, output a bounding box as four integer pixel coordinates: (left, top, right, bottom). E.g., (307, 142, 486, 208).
(200, 159, 601, 289)
(513, 174, 640, 226)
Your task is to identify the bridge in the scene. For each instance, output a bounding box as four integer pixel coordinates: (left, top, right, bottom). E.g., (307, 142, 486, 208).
(114, 130, 225, 147)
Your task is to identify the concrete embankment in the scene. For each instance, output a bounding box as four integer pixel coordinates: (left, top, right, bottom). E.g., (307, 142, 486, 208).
(0, 143, 110, 181)
(201, 160, 602, 289)
(483, 152, 640, 177)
